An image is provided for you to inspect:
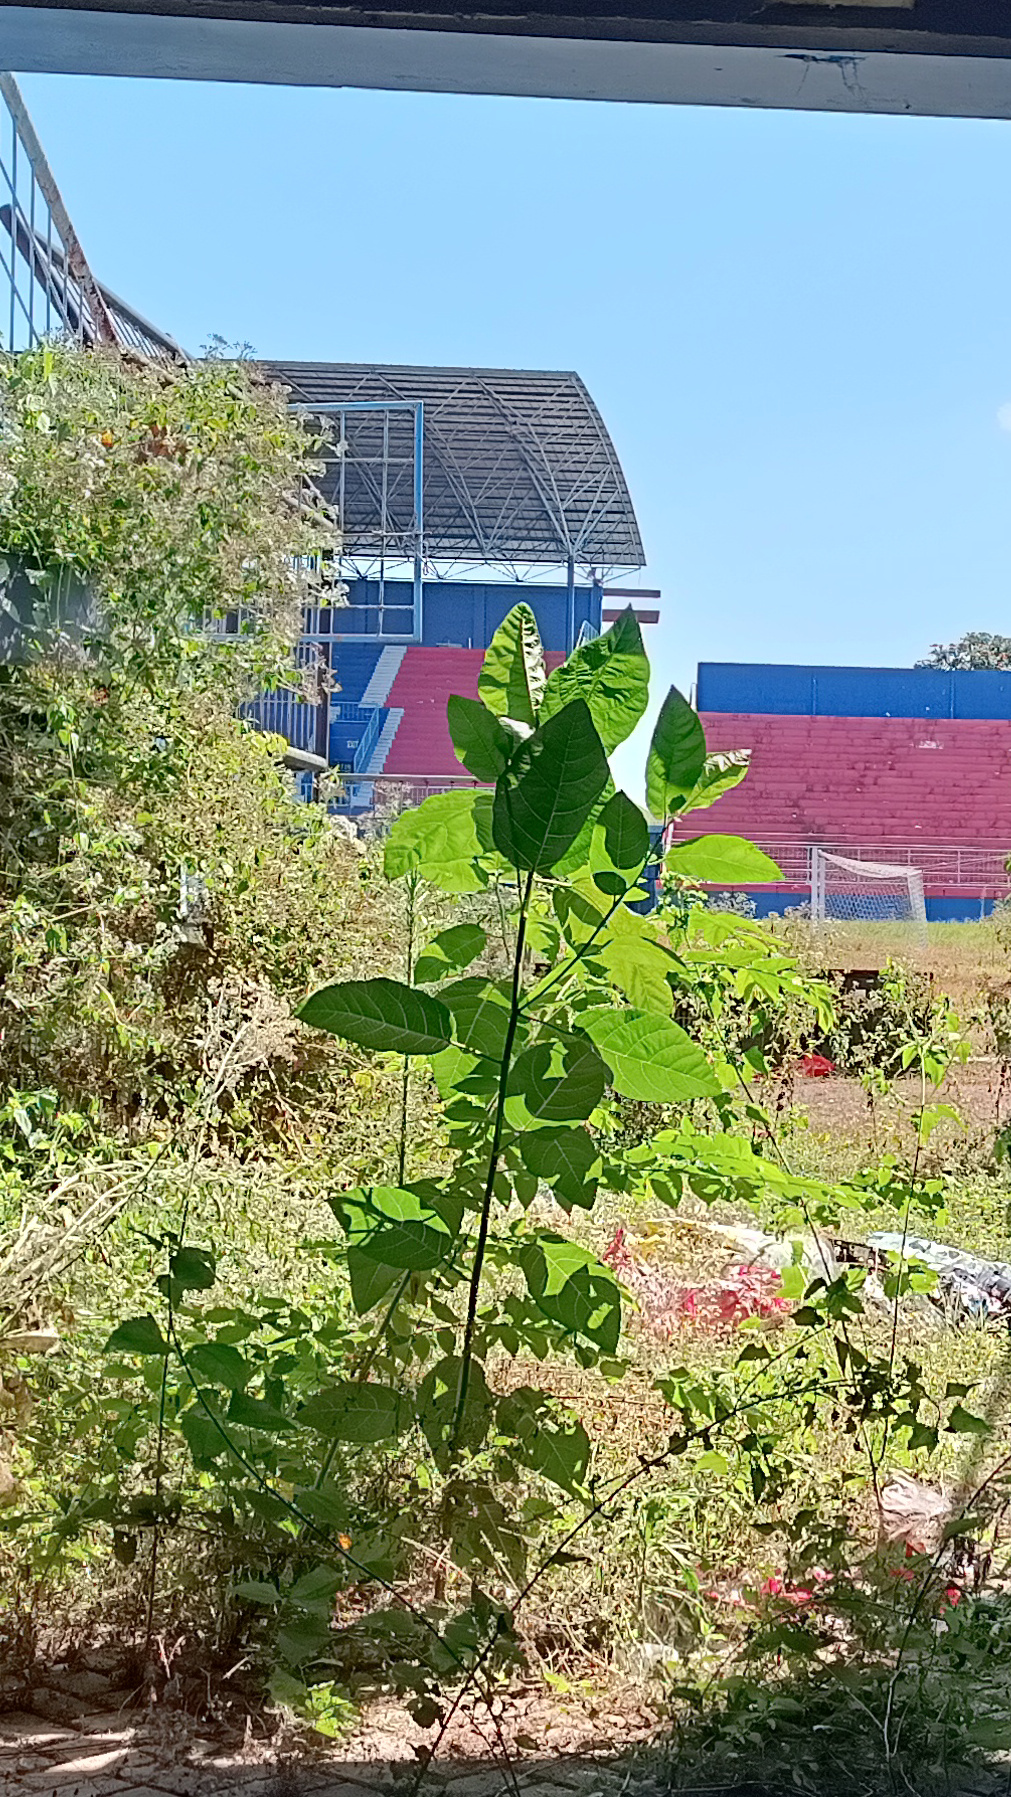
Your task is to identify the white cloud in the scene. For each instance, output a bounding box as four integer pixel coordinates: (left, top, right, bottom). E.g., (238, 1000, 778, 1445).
(997, 402, 1011, 432)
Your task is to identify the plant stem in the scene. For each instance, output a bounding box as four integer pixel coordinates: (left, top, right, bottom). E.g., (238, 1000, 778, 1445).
(448, 868, 534, 1453)
(398, 874, 419, 1186)
(520, 887, 629, 1013)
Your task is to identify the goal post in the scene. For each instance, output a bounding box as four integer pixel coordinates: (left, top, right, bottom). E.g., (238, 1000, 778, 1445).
(810, 849, 928, 948)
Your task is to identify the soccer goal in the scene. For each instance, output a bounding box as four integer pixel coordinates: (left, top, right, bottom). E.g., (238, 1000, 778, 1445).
(810, 849, 928, 949)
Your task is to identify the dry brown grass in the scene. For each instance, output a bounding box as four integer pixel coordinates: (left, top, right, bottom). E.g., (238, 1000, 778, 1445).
(771, 914, 1011, 1003)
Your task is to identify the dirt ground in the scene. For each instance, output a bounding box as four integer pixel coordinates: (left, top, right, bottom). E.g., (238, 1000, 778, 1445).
(775, 1062, 1008, 1149)
(0, 1662, 665, 1797)
(2, 1661, 1008, 1797)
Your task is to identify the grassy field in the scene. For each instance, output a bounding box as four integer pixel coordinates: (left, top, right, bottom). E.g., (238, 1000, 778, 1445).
(769, 911, 1011, 999)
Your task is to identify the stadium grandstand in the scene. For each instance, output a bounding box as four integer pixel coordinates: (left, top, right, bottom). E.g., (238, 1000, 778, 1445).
(673, 662, 1011, 922)
(247, 360, 654, 808)
(0, 71, 655, 802)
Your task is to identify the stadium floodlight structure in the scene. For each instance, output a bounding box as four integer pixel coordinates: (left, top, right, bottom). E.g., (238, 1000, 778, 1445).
(810, 848, 928, 950)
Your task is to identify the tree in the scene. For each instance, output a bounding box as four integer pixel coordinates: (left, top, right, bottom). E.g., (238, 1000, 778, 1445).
(916, 631, 1011, 670)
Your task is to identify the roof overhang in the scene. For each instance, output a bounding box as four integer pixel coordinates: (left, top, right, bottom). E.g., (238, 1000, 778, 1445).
(4, 2, 1011, 119)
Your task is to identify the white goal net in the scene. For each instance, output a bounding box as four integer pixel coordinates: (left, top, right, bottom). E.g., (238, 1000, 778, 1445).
(810, 849, 928, 949)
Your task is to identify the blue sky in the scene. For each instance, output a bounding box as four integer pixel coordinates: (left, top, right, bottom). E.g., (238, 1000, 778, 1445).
(16, 74, 1011, 778)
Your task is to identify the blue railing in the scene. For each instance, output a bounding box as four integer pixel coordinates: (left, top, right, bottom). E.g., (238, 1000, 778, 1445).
(243, 693, 385, 778)
(332, 701, 375, 727)
(353, 708, 383, 772)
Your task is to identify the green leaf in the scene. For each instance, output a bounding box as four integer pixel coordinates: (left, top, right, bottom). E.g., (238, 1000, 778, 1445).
(506, 1036, 608, 1126)
(441, 977, 515, 1060)
(383, 789, 497, 893)
(233, 1579, 281, 1605)
(947, 1403, 992, 1436)
(646, 687, 706, 821)
(778, 1263, 806, 1300)
(180, 1408, 227, 1463)
(520, 1127, 601, 1211)
(588, 789, 650, 893)
(579, 1007, 720, 1103)
(104, 1314, 166, 1356)
(942, 1512, 985, 1543)
(295, 1487, 351, 1530)
(276, 1615, 332, 1667)
(428, 1043, 493, 1100)
(170, 1246, 216, 1291)
(551, 775, 616, 879)
(596, 921, 674, 1016)
(447, 1483, 527, 1586)
(332, 1185, 460, 1270)
(187, 1341, 251, 1390)
(665, 835, 782, 885)
(493, 700, 609, 874)
(519, 1235, 621, 1352)
(298, 1381, 406, 1442)
(540, 607, 649, 752)
(477, 603, 545, 726)
(552, 882, 609, 948)
(906, 1420, 939, 1453)
(414, 923, 487, 984)
(227, 1389, 292, 1432)
(346, 1247, 401, 1316)
(497, 1388, 591, 1493)
(695, 1450, 730, 1476)
(267, 1668, 306, 1708)
(679, 749, 751, 813)
(298, 978, 452, 1057)
(417, 1356, 495, 1467)
(289, 1565, 342, 1607)
(447, 695, 515, 782)
(965, 1719, 1011, 1751)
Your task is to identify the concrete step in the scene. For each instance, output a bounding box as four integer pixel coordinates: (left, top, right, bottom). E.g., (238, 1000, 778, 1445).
(361, 645, 407, 707)
(364, 707, 404, 775)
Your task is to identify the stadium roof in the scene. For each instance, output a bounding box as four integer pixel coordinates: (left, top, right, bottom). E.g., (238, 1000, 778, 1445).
(260, 362, 645, 573)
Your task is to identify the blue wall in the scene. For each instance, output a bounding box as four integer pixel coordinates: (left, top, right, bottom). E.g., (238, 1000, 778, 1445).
(745, 892, 998, 923)
(697, 662, 1011, 721)
(334, 580, 600, 653)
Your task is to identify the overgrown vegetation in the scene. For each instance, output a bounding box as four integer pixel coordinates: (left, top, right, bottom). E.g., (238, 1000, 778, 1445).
(917, 630, 1011, 670)
(3, 344, 1011, 1797)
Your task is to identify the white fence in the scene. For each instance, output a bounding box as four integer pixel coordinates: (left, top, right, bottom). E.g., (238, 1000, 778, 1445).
(744, 841, 1011, 892)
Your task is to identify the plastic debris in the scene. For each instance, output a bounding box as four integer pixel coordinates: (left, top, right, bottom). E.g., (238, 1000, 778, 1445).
(798, 1053, 836, 1077)
(879, 1473, 952, 1555)
(602, 1225, 790, 1337)
(867, 1230, 1011, 1322)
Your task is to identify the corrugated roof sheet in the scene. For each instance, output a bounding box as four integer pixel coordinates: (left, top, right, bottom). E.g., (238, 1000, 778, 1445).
(259, 361, 644, 570)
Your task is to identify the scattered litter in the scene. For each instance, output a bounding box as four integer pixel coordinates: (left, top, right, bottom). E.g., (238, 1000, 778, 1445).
(603, 1225, 790, 1337)
(878, 1474, 952, 1556)
(866, 1231, 1011, 1323)
(798, 1053, 836, 1077)
(605, 1213, 1011, 1340)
